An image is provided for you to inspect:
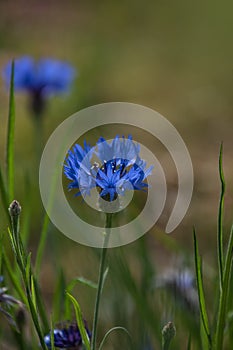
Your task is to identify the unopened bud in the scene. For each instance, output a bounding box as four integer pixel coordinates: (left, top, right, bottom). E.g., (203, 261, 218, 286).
(9, 200, 21, 217)
(162, 321, 176, 350)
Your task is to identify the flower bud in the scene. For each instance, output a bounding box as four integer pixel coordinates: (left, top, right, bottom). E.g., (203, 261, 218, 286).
(162, 322, 176, 349)
(9, 200, 21, 217)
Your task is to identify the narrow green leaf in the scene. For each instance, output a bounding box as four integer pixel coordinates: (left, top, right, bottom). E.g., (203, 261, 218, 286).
(193, 229, 211, 347)
(31, 276, 37, 311)
(66, 292, 91, 350)
(50, 317, 55, 350)
(200, 316, 209, 350)
(218, 143, 225, 288)
(7, 227, 17, 256)
(0, 166, 9, 218)
(26, 290, 47, 350)
(99, 326, 132, 350)
(26, 253, 32, 285)
(73, 277, 98, 290)
(34, 278, 50, 332)
(7, 213, 48, 350)
(6, 61, 15, 202)
(214, 224, 233, 349)
(186, 334, 191, 350)
(64, 276, 96, 321)
(102, 267, 109, 292)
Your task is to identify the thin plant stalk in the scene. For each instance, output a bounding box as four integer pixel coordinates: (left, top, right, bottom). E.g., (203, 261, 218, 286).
(91, 212, 112, 350)
(8, 201, 48, 350)
(193, 229, 211, 348)
(214, 225, 233, 350)
(218, 143, 225, 289)
(6, 61, 15, 203)
(33, 113, 44, 163)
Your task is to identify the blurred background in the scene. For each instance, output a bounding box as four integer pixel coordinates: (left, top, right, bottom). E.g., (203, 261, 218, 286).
(1, 1, 233, 349)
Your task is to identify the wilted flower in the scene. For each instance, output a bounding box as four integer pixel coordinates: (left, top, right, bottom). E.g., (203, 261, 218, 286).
(44, 322, 91, 349)
(0, 276, 24, 329)
(64, 135, 153, 202)
(3, 56, 76, 115)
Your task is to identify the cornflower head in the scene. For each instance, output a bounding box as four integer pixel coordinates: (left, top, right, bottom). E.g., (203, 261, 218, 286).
(3, 56, 76, 116)
(44, 322, 91, 349)
(64, 135, 153, 203)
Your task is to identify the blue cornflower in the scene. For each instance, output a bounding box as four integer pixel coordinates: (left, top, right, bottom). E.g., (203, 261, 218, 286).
(96, 135, 139, 163)
(44, 322, 91, 349)
(64, 136, 153, 202)
(63, 141, 95, 197)
(3, 56, 76, 115)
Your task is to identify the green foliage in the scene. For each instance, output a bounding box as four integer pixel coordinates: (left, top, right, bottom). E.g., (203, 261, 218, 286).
(99, 326, 132, 350)
(66, 292, 91, 350)
(1, 55, 233, 350)
(6, 61, 15, 203)
(193, 229, 211, 348)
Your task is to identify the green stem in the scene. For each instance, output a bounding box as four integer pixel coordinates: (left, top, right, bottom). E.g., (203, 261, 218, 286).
(8, 202, 48, 350)
(162, 322, 176, 350)
(33, 114, 43, 164)
(91, 213, 112, 350)
(6, 61, 15, 203)
(218, 143, 225, 290)
(214, 225, 233, 350)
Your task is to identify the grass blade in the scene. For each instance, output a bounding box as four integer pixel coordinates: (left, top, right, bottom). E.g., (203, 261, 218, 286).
(193, 229, 211, 347)
(187, 334, 191, 350)
(66, 292, 91, 350)
(99, 326, 132, 350)
(214, 224, 233, 349)
(67, 276, 97, 291)
(64, 276, 97, 321)
(31, 275, 37, 311)
(50, 317, 55, 350)
(6, 61, 15, 202)
(218, 143, 225, 289)
(0, 166, 9, 218)
(34, 278, 50, 332)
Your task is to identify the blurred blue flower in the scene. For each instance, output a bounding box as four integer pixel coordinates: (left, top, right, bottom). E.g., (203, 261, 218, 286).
(44, 322, 91, 349)
(156, 268, 198, 313)
(0, 276, 24, 329)
(64, 136, 153, 202)
(3, 56, 76, 115)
